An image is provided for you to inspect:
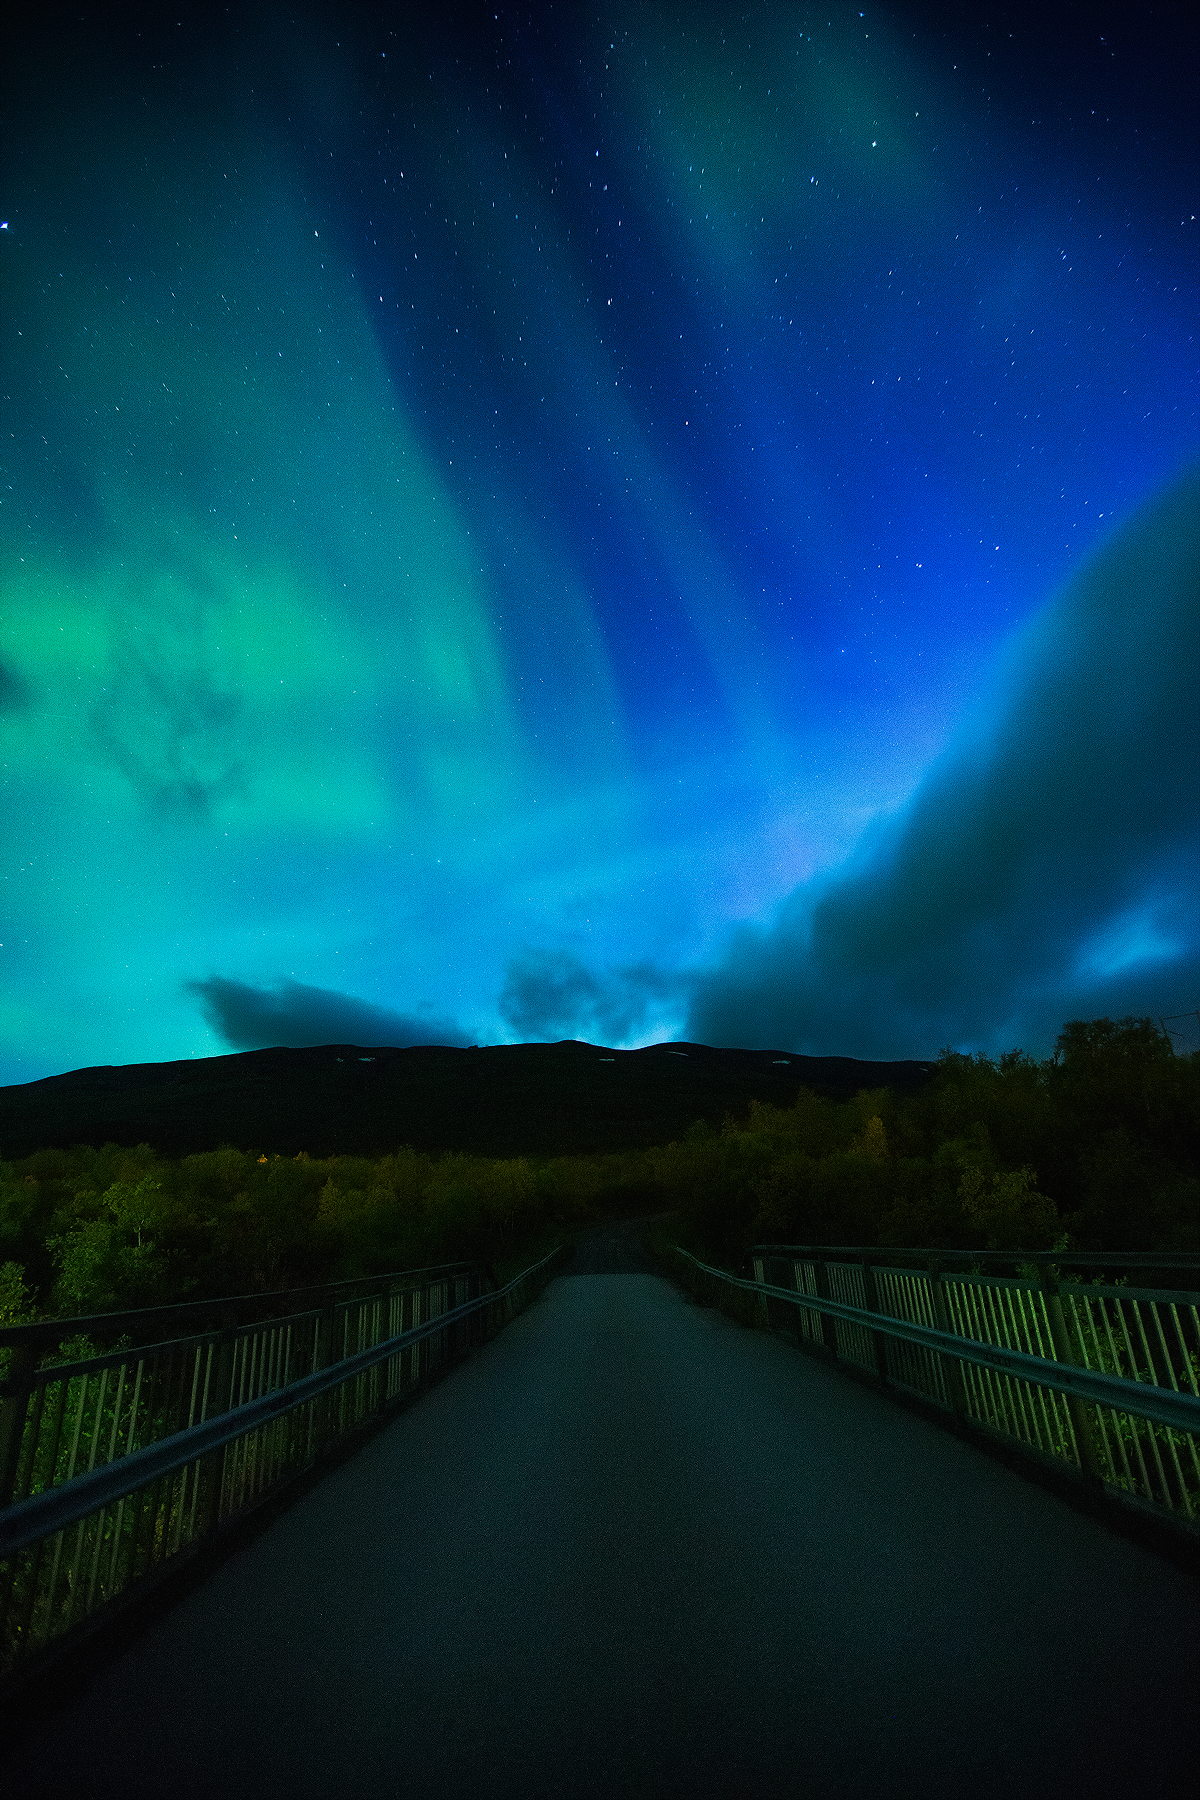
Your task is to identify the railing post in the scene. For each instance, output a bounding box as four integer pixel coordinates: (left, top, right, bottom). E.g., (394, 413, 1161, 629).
(789, 1260, 811, 1347)
(751, 1257, 770, 1329)
(1040, 1270, 1105, 1481)
(860, 1261, 889, 1386)
(311, 1300, 336, 1454)
(755, 1256, 779, 1330)
(433, 1278, 445, 1369)
(927, 1262, 969, 1418)
(0, 1342, 39, 1511)
(453, 1274, 464, 1352)
(196, 1318, 238, 1538)
(375, 1282, 389, 1415)
(812, 1258, 839, 1361)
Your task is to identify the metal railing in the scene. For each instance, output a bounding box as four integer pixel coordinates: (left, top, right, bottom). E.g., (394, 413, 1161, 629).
(0, 1249, 564, 1679)
(672, 1244, 1200, 1534)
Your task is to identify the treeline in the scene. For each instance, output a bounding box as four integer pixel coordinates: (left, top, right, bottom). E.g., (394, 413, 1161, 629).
(0, 1145, 628, 1328)
(1, 1018, 1196, 1325)
(667, 1016, 1198, 1261)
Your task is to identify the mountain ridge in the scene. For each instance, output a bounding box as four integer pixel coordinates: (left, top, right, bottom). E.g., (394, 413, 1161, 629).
(0, 1040, 935, 1161)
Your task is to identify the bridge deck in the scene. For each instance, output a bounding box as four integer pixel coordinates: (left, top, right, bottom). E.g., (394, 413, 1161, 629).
(4, 1243, 1195, 1797)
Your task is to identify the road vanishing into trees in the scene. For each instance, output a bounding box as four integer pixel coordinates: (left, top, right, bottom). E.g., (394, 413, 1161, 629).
(5, 1223, 1195, 1798)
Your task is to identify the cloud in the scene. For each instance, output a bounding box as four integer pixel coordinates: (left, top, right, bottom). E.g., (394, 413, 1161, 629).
(687, 467, 1200, 1058)
(0, 659, 31, 714)
(186, 976, 472, 1050)
(498, 948, 681, 1043)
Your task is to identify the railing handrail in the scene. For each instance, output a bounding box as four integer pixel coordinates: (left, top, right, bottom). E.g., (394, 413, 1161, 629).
(751, 1244, 1200, 1272)
(0, 1247, 563, 1559)
(0, 1261, 482, 1353)
(674, 1249, 1200, 1437)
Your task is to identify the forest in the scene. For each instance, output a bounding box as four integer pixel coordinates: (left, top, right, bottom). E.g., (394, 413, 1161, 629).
(1, 1017, 1196, 1330)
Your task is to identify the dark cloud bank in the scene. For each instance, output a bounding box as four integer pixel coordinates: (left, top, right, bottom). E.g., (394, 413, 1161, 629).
(191, 471, 1197, 1064)
(498, 950, 680, 1044)
(187, 977, 472, 1051)
(686, 468, 1200, 1058)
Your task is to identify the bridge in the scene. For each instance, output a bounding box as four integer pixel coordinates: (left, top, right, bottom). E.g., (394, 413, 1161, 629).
(2, 1224, 1197, 1797)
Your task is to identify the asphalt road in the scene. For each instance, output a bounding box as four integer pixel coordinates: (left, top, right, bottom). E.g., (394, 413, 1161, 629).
(5, 1265, 1195, 1798)
(555, 1214, 669, 1274)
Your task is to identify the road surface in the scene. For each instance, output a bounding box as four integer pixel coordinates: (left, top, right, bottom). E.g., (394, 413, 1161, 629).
(4, 1242, 1195, 1797)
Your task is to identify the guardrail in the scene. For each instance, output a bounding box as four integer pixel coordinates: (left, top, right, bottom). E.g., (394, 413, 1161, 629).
(0, 1248, 564, 1681)
(671, 1244, 1200, 1538)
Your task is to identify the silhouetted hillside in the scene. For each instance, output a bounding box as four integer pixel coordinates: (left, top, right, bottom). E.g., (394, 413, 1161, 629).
(0, 1041, 934, 1160)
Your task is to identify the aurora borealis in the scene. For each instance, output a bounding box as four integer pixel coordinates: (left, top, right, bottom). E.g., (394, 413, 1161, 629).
(2, 2, 1197, 1084)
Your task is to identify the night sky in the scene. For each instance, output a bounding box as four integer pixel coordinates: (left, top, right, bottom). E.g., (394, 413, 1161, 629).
(2, 2, 1197, 1085)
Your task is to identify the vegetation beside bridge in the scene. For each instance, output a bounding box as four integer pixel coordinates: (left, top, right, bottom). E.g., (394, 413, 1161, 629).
(1, 1017, 1195, 1334)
